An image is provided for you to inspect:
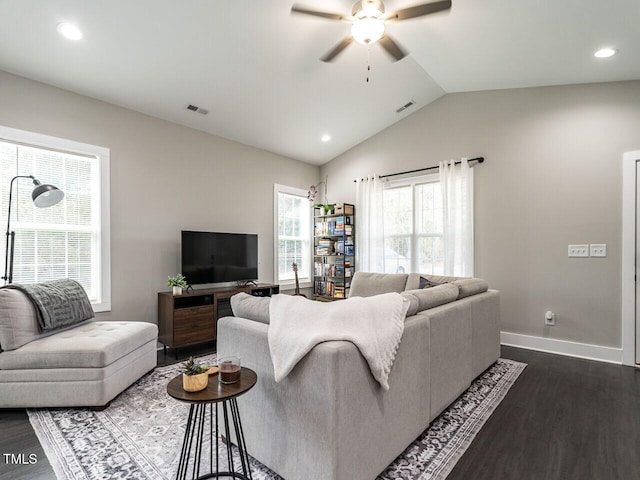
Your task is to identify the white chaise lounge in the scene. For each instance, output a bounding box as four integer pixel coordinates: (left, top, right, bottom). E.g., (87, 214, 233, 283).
(0, 287, 157, 408)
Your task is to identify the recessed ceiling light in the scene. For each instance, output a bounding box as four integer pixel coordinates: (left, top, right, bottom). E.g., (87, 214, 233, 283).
(57, 23, 83, 41)
(594, 47, 618, 58)
(321, 134, 331, 142)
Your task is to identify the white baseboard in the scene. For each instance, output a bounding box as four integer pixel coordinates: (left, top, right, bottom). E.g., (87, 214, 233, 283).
(501, 332, 623, 365)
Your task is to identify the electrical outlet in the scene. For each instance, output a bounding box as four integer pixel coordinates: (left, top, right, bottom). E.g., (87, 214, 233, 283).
(568, 245, 589, 257)
(590, 244, 607, 257)
(545, 311, 556, 326)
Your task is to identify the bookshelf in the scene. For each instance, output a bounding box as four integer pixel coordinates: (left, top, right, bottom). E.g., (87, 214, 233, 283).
(313, 203, 355, 300)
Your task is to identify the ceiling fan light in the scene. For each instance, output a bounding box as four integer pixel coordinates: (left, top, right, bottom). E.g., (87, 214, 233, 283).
(351, 17, 385, 45)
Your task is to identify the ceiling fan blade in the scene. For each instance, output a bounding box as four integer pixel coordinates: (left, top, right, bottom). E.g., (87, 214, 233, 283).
(378, 35, 408, 62)
(385, 0, 452, 21)
(291, 4, 348, 21)
(320, 36, 354, 62)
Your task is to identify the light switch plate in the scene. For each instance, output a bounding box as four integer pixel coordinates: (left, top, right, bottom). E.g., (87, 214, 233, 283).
(590, 244, 607, 257)
(568, 245, 589, 257)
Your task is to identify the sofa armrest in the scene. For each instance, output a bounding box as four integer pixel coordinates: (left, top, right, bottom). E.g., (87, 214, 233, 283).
(217, 316, 271, 371)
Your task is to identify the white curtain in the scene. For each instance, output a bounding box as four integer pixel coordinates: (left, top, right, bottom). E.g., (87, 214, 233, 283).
(355, 174, 385, 272)
(439, 158, 474, 277)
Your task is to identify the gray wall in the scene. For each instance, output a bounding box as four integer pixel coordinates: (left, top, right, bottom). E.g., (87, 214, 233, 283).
(0, 70, 319, 324)
(321, 81, 640, 349)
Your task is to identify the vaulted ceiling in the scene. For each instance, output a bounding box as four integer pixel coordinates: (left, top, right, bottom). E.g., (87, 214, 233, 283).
(1, 0, 638, 164)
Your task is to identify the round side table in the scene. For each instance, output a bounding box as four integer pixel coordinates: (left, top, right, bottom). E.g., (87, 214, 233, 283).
(167, 367, 257, 480)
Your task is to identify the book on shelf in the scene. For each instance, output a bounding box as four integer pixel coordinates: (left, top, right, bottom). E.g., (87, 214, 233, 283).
(315, 237, 335, 255)
(314, 278, 351, 298)
(334, 257, 344, 277)
(314, 218, 352, 237)
(345, 243, 354, 256)
(314, 280, 335, 297)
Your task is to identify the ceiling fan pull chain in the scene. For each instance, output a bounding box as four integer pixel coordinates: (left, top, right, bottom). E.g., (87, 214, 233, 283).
(366, 44, 371, 83)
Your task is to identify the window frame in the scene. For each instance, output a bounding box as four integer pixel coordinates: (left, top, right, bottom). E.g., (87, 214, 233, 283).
(383, 173, 444, 275)
(0, 125, 111, 312)
(273, 184, 313, 290)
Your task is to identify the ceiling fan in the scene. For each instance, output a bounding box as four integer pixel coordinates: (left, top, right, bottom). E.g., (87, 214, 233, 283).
(291, 0, 452, 62)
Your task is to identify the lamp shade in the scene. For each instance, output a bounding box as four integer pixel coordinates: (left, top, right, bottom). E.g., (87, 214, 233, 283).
(32, 183, 64, 208)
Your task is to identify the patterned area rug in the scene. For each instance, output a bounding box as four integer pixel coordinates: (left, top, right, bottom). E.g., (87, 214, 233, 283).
(28, 356, 526, 480)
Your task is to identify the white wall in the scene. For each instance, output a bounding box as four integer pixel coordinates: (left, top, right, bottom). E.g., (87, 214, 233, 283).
(322, 81, 640, 351)
(0, 70, 319, 324)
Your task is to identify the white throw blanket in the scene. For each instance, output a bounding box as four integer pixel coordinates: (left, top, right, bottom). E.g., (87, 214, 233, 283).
(268, 293, 409, 390)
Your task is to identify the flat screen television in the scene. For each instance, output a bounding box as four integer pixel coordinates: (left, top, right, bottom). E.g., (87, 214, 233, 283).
(181, 231, 258, 285)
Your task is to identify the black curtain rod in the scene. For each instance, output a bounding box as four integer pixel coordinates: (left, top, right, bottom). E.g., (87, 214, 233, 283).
(353, 157, 485, 182)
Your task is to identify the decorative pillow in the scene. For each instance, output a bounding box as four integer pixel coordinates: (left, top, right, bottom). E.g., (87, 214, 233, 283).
(405, 273, 459, 290)
(230, 293, 271, 324)
(349, 272, 409, 298)
(419, 276, 443, 289)
(0, 288, 41, 351)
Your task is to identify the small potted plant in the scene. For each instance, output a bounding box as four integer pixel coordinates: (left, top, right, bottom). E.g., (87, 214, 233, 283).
(181, 356, 210, 392)
(167, 273, 188, 295)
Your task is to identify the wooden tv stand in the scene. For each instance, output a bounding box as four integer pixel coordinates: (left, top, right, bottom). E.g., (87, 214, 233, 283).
(158, 283, 279, 355)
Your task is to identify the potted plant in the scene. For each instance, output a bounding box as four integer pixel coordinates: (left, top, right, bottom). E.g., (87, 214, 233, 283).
(308, 176, 335, 215)
(167, 273, 188, 295)
(181, 356, 210, 392)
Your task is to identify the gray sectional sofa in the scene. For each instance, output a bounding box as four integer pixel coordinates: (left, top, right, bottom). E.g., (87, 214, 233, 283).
(217, 271, 500, 480)
(0, 287, 158, 408)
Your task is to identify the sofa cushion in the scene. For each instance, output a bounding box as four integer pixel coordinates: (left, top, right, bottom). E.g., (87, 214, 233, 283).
(0, 321, 158, 370)
(230, 293, 270, 324)
(349, 272, 408, 298)
(451, 278, 489, 299)
(0, 288, 41, 351)
(406, 274, 489, 299)
(402, 284, 460, 313)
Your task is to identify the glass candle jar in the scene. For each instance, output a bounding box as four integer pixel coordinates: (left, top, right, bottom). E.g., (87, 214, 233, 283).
(218, 356, 241, 384)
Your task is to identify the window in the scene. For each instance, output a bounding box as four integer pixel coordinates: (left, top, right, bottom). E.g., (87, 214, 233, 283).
(382, 174, 444, 275)
(0, 126, 111, 311)
(274, 184, 312, 288)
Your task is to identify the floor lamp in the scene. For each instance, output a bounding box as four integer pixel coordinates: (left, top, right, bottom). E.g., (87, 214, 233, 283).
(3, 175, 65, 284)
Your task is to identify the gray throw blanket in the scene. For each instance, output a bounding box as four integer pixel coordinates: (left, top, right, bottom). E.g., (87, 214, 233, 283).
(1, 279, 94, 331)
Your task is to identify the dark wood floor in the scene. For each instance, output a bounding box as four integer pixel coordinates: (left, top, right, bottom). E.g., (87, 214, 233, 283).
(1, 345, 639, 480)
(449, 347, 640, 480)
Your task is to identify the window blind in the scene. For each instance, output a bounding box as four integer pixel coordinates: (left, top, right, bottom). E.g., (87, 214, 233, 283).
(0, 140, 100, 301)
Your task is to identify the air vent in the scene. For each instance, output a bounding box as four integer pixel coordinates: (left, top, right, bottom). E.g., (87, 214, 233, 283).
(395, 100, 415, 113)
(186, 104, 209, 115)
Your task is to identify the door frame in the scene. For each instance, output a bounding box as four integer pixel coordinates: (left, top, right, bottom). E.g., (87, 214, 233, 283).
(621, 151, 640, 366)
